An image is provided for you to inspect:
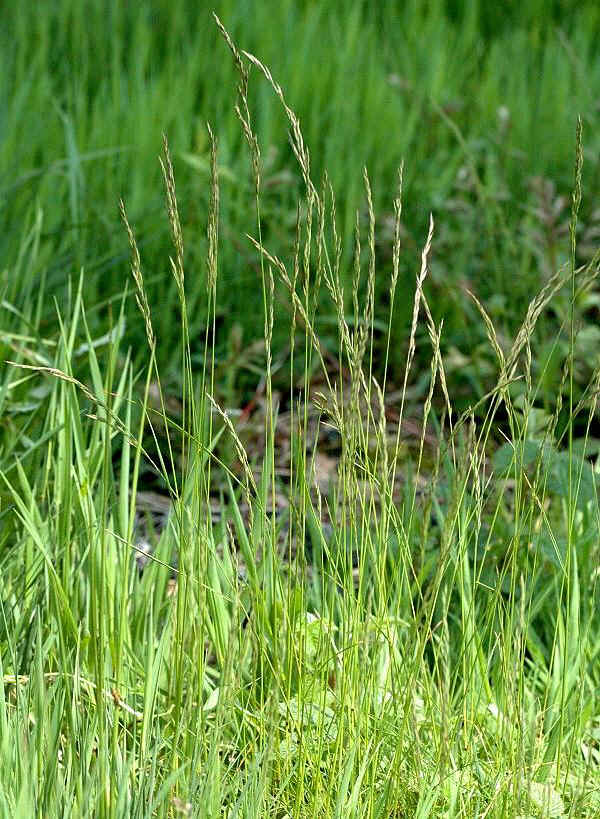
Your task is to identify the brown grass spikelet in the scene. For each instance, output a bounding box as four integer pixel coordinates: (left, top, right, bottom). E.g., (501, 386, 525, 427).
(160, 134, 185, 297)
(391, 162, 404, 294)
(362, 167, 376, 364)
(241, 49, 315, 199)
(213, 14, 260, 189)
(119, 198, 155, 351)
(467, 289, 505, 372)
(403, 213, 434, 402)
(206, 122, 219, 295)
(422, 294, 453, 439)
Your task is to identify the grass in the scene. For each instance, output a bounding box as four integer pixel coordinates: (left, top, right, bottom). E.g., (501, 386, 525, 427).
(3, 1, 600, 403)
(3, 6, 600, 818)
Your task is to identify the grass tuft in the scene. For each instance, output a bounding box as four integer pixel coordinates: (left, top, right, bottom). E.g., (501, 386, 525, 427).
(2, 12, 600, 819)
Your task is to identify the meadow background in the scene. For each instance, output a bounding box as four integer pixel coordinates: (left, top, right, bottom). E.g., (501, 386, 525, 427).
(3, 1, 600, 816)
(4, 0, 600, 405)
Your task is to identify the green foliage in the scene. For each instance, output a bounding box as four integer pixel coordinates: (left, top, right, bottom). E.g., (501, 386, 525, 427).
(2, 4, 600, 817)
(2, 0, 600, 398)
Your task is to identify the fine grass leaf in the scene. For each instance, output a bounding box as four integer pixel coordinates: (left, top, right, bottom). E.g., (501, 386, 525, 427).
(206, 547, 231, 670)
(5, 464, 78, 643)
(334, 743, 358, 819)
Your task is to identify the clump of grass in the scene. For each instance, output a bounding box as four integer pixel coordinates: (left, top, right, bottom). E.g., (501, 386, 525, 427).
(2, 22, 600, 819)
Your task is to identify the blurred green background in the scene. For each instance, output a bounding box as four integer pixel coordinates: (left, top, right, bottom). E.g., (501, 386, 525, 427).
(2, 0, 600, 408)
